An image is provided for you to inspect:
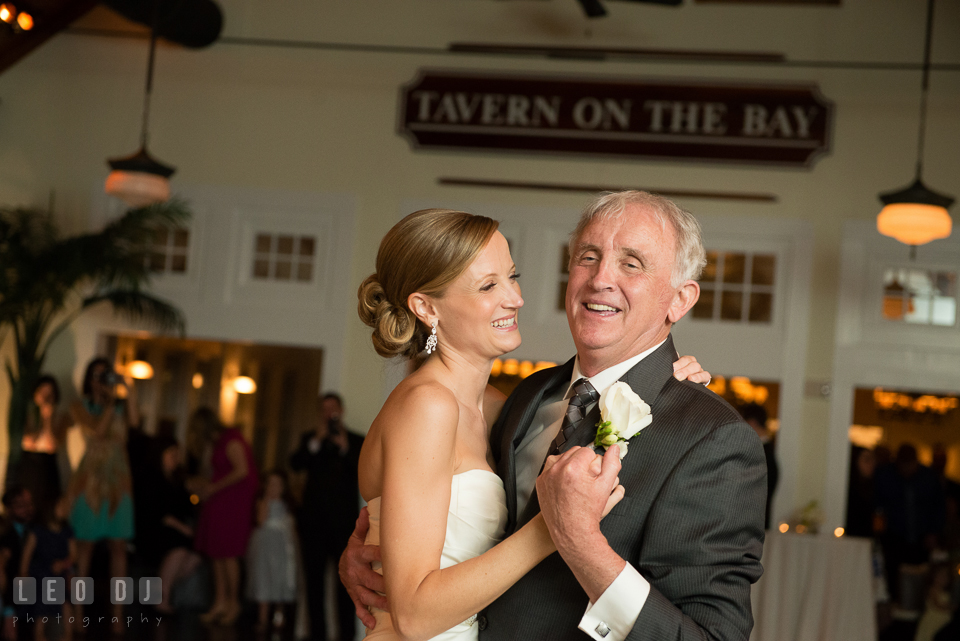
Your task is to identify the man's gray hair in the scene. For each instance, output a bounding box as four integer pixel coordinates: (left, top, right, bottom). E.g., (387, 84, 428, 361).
(568, 191, 707, 287)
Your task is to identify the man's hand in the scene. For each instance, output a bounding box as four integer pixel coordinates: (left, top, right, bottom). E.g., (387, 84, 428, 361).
(339, 506, 388, 629)
(536, 446, 627, 602)
(537, 446, 622, 549)
(674, 355, 711, 385)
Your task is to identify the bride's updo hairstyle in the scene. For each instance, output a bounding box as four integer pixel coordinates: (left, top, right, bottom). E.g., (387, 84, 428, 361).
(358, 209, 499, 359)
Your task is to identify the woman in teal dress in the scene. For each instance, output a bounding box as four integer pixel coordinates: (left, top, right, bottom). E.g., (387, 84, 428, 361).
(68, 357, 138, 633)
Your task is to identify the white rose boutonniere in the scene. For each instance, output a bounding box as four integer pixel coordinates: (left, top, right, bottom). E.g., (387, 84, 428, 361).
(593, 382, 652, 459)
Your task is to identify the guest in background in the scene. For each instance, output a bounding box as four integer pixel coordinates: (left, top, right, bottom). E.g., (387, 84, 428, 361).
(17, 376, 69, 519)
(191, 408, 258, 626)
(931, 444, 960, 552)
(68, 357, 137, 633)
(740, 403, 779, 529)
(18, 496, 75, 641)
(0, 486, 34, 641)
(290, 393, 362, 641)
(246, 470, 298, 634)
(876, 443, 945, 604)
(846, 447, 878, 538)
(137, 436, 201, 614)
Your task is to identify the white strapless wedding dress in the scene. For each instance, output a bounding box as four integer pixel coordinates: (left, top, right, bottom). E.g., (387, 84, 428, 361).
(363, 469, 508, 641)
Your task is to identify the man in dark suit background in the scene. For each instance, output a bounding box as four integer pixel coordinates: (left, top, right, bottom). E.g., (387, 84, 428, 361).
(291, 393, 364, 641)
(342, 191, 766, 640)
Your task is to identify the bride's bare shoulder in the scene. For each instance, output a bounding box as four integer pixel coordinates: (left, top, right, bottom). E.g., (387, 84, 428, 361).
(379, 376, 460, 439)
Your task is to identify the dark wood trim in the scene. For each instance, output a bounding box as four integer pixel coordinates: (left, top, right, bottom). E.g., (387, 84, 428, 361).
(437, 177, 778, 202)
(449, 43, 785, 63)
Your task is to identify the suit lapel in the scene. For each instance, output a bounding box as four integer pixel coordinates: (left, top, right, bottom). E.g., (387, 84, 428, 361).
(498, 357, 574, 533)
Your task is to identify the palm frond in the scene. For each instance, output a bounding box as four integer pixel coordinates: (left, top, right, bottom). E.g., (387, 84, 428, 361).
(81, 289, 186, 335)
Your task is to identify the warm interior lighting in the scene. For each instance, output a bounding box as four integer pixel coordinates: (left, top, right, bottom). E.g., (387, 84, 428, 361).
(873, 388, 959, 414)
(877, 202, 952, 246)
(189, 494, 200, 505)
(874, 0, 954, 251)
(233, 376, 257, 394)
(0, 4, 14, 23)
(15, 9, 30, 30)
(105, 166, 172, 208)
(834, 527, 845, 538)
(796, 524, 807, 534)
(126, 360, 154, 380)
(849, 425, 885, 449)
(778, 523, 789, 534)
(192, 373, 204, 389)
(490, 359, 557, 379)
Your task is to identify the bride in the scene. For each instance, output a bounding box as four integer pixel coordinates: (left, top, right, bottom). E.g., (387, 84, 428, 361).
(355, 209, 705, 641)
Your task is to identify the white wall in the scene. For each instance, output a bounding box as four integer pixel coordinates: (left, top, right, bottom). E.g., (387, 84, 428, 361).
(1, 0, 958, 520)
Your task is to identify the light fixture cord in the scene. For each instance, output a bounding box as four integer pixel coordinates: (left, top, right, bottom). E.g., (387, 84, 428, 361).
(139, 0, 162, 150)
(915, 0, 936, 180)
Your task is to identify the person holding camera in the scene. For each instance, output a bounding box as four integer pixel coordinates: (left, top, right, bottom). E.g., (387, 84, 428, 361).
(67, 357, 137, 634)
(290, 393, 363, 641)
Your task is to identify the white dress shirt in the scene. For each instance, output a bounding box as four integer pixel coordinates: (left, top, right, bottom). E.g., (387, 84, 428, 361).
(513, 340, 668, 641)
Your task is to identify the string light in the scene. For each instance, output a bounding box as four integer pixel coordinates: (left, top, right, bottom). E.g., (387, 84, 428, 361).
(0, 4, 14, 23)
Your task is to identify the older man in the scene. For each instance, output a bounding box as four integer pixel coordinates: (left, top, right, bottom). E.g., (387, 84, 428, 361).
(343, 191, 766, 641)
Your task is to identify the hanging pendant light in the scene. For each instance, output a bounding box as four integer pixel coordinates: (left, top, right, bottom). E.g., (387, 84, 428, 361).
(876, 0, 954, 252)
(105, 0, 176, 208)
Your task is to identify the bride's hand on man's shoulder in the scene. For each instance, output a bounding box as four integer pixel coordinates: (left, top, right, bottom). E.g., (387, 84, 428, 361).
(673, 355, 711, 386)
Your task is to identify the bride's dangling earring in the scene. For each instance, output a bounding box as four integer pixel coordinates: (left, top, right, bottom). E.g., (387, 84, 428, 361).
(425, 320, 438, 354)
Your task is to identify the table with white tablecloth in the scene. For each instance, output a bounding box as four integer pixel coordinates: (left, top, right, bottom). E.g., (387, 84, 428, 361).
(751, 532, 877, 641)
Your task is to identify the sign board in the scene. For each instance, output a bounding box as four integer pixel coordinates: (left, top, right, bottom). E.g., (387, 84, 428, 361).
(398, 71, 833, 167)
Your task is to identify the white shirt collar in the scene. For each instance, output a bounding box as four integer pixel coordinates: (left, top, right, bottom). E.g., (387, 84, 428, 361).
(567, 338, 668, 399)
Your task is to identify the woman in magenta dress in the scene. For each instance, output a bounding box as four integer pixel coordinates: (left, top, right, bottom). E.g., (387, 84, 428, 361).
(192, 408, 258, 625)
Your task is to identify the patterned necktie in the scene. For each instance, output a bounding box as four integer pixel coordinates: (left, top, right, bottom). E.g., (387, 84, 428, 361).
(549, 378, 600, 455)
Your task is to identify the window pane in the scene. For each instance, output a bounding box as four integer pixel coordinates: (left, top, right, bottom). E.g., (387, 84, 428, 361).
(275, 260, 292, 280)
(934, 271, 956, 297)
(296, 262, 313, 282)
(722, 253, 746, 284)
(171, 254, 187, 273)
(702, 251, 718, 282)
(148, 252, 166, 272)
(153, 227, 169, 246)
(253, 259, 270, 279)
(557, 281, 567, 311)
(277, 236, 294, 255)
(692, 289, 714, 319)
(752, 255, 776, 286)
(173, 229, 189, 248)
(721, 291, 743, 320)
(932, 296, 957, 326)
(299, 236, 315, 257)
(749, 292, 773, 323)
(255, 234, 272, 254)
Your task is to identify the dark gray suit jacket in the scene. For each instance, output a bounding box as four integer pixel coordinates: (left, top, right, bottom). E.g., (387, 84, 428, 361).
(481, 336, 766, 641)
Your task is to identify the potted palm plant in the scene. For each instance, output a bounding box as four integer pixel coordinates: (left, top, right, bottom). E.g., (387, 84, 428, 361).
(0, 200, 189, 472)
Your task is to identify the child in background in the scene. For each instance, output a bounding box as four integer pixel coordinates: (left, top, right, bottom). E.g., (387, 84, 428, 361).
(19, 496, 75, 641)
(246, 470, 298, 633)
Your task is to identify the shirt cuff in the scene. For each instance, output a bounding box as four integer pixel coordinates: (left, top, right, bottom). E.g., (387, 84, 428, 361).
(578, 564, 649, 641)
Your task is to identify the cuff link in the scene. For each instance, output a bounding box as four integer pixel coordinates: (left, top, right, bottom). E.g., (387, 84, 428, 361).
(595, 622, 611, 638)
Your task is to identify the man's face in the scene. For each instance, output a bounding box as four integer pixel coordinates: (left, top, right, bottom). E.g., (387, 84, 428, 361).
(9, 490, 34, 523)
(321, 398, 342, 424)
(566, 204, 693, 374)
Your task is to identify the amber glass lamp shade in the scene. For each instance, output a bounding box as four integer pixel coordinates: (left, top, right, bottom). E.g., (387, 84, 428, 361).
(877, 178, 954, 246)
